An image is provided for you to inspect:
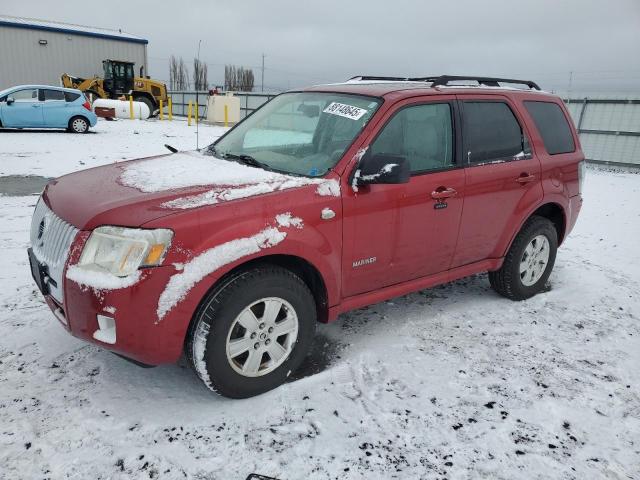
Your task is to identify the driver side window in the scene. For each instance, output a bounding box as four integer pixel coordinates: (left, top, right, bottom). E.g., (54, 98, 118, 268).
(10, 89, 39, 102)
(370, 103, 454, 174)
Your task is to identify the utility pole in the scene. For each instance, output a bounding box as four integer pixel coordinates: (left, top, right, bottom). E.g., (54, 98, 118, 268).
(261, 53, 265, 92)
(568, 71, 573, 99)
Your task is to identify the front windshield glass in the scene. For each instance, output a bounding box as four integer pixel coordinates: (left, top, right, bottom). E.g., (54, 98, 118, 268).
(208, 92, 382, 177)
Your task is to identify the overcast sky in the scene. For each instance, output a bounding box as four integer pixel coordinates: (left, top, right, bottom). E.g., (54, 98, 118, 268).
(3, 0, 640, 94)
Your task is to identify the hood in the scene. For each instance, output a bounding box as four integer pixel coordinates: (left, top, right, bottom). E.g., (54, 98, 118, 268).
(44, 151, 337, 230)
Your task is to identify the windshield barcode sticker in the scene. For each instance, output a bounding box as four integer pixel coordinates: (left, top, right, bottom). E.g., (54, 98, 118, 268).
(323, 102, 367, 120)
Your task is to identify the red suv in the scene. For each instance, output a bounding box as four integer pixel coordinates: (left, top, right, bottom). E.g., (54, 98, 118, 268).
(29, 75, 584, 398)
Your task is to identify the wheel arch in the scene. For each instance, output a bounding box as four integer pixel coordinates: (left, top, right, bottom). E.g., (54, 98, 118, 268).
(531, 202, 566, 244)
(498, 201, 568, 264)
(193, 253, 329, 326)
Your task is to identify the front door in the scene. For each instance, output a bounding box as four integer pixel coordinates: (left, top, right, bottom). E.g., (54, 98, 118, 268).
(2, 88, 43, 127)
(342, 96, 465, 297)
(451, 95, 543, 267)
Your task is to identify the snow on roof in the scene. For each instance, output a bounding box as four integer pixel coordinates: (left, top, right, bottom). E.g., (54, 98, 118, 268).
(0, 14, 148, 44)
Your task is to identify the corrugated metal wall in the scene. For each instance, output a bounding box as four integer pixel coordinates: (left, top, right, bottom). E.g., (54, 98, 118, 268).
(565, 98, 640, 166)
(0, 25, 147, 90)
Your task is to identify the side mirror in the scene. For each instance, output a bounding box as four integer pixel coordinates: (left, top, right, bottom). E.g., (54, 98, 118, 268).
(6, 97, 15, 105)
(357, 153, 410, 185)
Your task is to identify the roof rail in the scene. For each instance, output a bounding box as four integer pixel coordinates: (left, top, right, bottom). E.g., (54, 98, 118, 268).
(414, 75, 541, 90)
(348, 76, 414, 82)
(348, 75, 541, 90)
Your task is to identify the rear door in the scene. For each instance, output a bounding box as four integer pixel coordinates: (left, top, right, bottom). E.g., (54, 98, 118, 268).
(1, 88, 43, 127)
(451, 95, 542, 267)
(342, 95, 466, 297)
(40, 89, 68, 128)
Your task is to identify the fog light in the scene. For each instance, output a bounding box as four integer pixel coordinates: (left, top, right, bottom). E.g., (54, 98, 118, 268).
(93, 314, 116, 344)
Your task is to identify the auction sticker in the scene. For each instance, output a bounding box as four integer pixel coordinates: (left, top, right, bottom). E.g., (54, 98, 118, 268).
(323, 102, 368, 120)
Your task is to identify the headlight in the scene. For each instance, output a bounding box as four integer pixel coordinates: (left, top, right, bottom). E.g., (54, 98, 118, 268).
(78, 226, 173, 277)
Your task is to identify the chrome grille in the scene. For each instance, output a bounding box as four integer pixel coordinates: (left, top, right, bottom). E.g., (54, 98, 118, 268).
(30, 198, 79, 304)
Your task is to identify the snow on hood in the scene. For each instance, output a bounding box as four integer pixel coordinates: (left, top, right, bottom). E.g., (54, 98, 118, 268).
(119, 151, 340, 209)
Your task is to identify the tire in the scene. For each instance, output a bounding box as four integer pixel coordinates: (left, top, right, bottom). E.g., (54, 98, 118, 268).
(134, 96, 156, 116)
(68, 116, 89, 133)
(186, 266, 316, 398)
(489, 215, 558, 301)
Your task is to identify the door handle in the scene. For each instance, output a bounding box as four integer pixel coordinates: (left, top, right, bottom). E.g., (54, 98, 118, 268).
(516, 173, 536, 184)
(431, 187, 457, 200)
(31, 104, 40, 108)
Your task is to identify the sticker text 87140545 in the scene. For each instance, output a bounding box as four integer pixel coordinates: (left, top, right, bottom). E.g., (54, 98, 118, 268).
(323, 102, 368, 120)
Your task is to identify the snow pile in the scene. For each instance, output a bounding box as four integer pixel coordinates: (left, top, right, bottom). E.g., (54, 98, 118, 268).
(192, 321, 214, 391)
(66, 265, 141, 291)
(276, 213, 304, 229)
(315, 179, 340, 197)
(156, 226, 287, 321)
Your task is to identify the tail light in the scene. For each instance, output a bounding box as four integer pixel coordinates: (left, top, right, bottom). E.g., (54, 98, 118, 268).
(82, 101, 91, 111)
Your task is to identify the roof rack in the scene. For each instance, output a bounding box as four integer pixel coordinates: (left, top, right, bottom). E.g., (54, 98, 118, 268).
(349, 75, 541, 90)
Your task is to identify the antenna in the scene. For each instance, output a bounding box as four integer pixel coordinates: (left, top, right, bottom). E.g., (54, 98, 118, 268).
(196, 39, 202, 150)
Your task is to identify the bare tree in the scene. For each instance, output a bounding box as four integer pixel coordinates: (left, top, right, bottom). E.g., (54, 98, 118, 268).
(225, 65, 254, 92)
(193, 58, 208, 91)
(169, 55, 178, 90)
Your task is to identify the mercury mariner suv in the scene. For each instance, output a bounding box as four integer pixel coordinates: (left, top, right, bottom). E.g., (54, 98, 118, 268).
(28, 75, 584, 398)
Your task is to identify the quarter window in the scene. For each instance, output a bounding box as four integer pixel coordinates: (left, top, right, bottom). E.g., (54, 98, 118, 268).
(64, 92, 81, 102)
(463, 101, 526, 163)
(524, 101, 575, 155)
(370, 103, 454, 173)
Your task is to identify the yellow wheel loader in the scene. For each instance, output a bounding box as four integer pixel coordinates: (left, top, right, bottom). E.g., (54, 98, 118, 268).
(61, 59, 168, 115)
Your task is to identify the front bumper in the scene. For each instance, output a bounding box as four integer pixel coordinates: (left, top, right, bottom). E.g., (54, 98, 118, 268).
(31, 233, 192, 366)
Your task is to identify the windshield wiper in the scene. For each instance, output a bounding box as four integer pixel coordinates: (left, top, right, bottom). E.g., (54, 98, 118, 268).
(222, 152, 272, 171)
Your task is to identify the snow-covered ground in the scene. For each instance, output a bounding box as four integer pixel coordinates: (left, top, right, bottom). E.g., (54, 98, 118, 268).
(0, 120, 639, 479)
(0, 118, 228, 178)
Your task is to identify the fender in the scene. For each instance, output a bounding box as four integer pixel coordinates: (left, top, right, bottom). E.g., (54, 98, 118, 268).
(497, 195, 569, 261)
(142, 180, 343, 346)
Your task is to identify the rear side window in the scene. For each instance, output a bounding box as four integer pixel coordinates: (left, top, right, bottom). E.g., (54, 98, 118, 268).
(463, 101, 525, 163)
(64, 92, 81, 102)
(42, 89, 65, 101)
(524, 101, 575, 155)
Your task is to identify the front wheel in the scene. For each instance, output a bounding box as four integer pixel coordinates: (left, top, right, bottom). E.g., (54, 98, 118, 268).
(68, 116, 89, 133)
(134, 96, 156, 116)
(489, 216, 558, 300)
(186, 266, 316, 398)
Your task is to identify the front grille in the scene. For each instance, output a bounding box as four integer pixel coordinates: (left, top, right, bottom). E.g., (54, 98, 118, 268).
(30, 198, 79, 304)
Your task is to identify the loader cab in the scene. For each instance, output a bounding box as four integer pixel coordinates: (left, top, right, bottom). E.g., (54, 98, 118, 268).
(103, 60, 135, 97)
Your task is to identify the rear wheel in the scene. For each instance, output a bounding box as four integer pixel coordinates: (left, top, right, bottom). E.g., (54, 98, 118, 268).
(489, 216, 558, 300)
(186, 266, 316, 398)
(68, 116, 89, 133)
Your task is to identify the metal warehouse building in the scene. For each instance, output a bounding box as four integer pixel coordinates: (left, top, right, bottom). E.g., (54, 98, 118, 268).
(0, 15, 148, 90)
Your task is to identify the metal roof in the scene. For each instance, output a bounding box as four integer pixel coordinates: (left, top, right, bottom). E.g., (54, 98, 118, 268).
(0, 14, 148, 44)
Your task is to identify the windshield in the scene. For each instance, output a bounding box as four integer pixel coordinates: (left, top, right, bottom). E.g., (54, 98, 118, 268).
(208, 92, 381, 177)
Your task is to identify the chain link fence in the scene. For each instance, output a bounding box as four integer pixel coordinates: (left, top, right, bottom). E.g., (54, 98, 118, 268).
(564, 97, 640, 167)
